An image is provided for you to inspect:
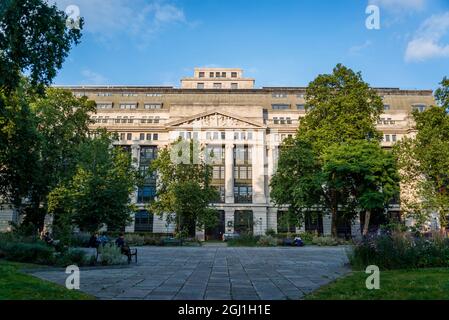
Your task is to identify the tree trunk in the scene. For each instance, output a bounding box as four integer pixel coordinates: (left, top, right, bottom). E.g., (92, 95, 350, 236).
(363, 210, 371, 236)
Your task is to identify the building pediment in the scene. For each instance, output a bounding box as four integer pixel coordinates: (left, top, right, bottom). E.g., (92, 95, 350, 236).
(167, 110, 265, 129)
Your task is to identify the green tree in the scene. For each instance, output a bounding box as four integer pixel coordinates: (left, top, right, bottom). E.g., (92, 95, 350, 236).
(323, 141, 399, 236)
(21, 88, 96, 229)
(48, 132, 142, 234)
(395, 78, 449, 229)
(270, 137, 322, 231)
(271, 64, 385, 237)
(150, 139, 219, 237)
(0, 0, 83, 91)
(0, 81, 40, 209)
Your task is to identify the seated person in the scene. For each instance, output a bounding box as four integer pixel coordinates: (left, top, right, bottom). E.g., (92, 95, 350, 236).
(43, 231, 61, 247)
(98, 233, 109, 246)
(294, 236, 304, 247)
(115, 233, 131, 257)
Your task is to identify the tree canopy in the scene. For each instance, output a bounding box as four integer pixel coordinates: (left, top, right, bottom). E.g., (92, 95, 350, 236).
(150, 140, 219, 237)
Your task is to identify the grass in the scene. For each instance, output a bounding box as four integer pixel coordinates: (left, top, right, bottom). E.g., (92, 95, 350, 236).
(306, 268, 449, 300)
(0, 260, 95, 300)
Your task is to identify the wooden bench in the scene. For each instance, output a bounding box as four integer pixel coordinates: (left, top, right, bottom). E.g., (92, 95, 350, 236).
(161, 238, 183, 246)
(94, 245, 138, 264)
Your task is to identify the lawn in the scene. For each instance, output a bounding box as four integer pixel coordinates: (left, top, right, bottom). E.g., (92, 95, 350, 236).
(0, 260, 95, 300)
(306, 268, 449, 300)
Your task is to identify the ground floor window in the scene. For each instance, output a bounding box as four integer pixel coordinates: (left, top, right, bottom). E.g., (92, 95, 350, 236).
(305, 211, 323, 235)
(277, 211, 296, 233)
(205, 210, 225, 240)
(134, 210, 153, 232)
(234, 210, 253, 235)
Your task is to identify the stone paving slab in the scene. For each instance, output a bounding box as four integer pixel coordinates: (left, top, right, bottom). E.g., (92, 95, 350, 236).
(30, 246, 349, 300)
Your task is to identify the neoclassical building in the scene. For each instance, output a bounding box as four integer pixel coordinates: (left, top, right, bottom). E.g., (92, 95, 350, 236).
(0, 68, 437, 238)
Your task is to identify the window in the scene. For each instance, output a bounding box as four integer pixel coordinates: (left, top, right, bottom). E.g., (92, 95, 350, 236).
(197, 83, 204, 89)
(234, 186, 253, 204)
(392, 134, 397, 142)
(212, 166, 225, 180)
(153, 133, 159, 141)
(231, 72, 238, 78)
(297, 94, 305, 99)
(137, 187, 156, 203)
(296, 104, 305, 110)
(384, 104, 391, 111)
(122, 93, 138, 97)
(286, 117, 292, 124)
(272, 93, 288, 98)
(140, 133, 145, 140)
(120, 103, 137, 109)
(146, 93, 162, 97)
(127, 133, 132, 141)
(144, 104, 162, 110)
(412, 104, 427, 113)
(222, 72, 226, 78)
(199, 72, 205, 78)
(120, 133, 126, 140)
(279, 117, 285, 124)
(134, 210, 153, 232)
(213, 83, 222, 89)
(273, 117, 279, 124)
(154, 116, 160, 124)
(210, 72, 214, 78)
(97, 92, 112, 97)
(215, 72, 220, 78)
(272, 104, 290, 110)
(97, 103, 113, 109)
(231, 83, 238, 89)
(146, 133, 152, 141)
(385, 135, 390, 142)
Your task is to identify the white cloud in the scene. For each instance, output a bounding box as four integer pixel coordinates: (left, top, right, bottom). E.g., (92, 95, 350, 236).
(405, 12, 449, 62)
(81, 69, 108, 84)
(369, 0, 426, 13)
(349, 40, 373, 55)
(49, 0, 187, 40)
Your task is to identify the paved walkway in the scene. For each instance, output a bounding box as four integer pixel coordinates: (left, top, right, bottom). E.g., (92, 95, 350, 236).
(30, 246, 350, 300)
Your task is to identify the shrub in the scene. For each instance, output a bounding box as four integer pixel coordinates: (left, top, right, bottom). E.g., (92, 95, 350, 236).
(257, 235, 277, 247)
(349, 231, 449, 270)
(298, 231, 315, 244)
(98, 244, 126, 266)
(3, 242, 55, 265)
(56, 249, 90, 267)
(227, 234, 259, 247)
(124, 234, 145, 246)
(265, 229, 277, 237)
(143, 235, 161, 246)
(312, 236, 340, 246)
(70, 232, 91, 247)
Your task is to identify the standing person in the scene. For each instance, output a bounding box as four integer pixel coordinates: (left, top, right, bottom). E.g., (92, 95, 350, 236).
(89, 233, 99, 248)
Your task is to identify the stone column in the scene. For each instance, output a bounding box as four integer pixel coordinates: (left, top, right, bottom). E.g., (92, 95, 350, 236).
(351, 213, 361, 239)
(322, 213, 332, 236)
(253, 207, 268, 236)
(224, 208, 235, 234)
(252, 130, 266, 204)
(126, 143, 140, 233)
(225, 139, 234, 204)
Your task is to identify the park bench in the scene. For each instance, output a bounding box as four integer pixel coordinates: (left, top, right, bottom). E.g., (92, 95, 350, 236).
(94, 244, 138, 264)
(161, 238, 183, 246)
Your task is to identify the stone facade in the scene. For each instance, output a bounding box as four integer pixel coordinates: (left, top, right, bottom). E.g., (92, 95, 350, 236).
(0, 68, 437, 236)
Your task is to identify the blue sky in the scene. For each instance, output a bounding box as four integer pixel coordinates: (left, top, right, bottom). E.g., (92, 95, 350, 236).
(52, 0, 449, 90)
